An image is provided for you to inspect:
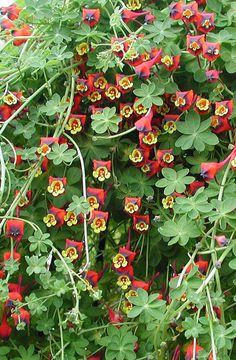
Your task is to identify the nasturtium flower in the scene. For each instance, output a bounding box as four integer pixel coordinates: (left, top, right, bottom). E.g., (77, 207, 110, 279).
(0, 105, 12, 122)
(88, 73, 107, 89)
(5, 219, 24, 242)
(15, 190, 32, 208)
(111, 37, 125, 57)
(117, 275, 132, 290)
(127, 0, 142, 11)
(169, 1, 183, 20)
(205, 69, 221, 82)
(0, 3, 21, 20)
(200, 160, 227, 181)
(64, 211, 83, 226)
(85, 269, 106, 287)
(215, 100, 233, 118)
(124, 197, 141, 215)
(194, 96, 211, 115)
(43, 207, 66, 227)
(88, 90, 102, 103)
(11, 308, 30, 326)
(181, 2, 198, 23)
(211, 116, 231, 134)
(62, 239, 84, 260)
(92, 160, 111, 181)
(105, 85, 121, 101)
(3, 92, 18, 106)
(187, 181, 205, 195)
(65, 114, 86, 134)
(133, 98, 148, 115)
(90, 211, 109, 233)
(120, 103, 134, 118)
(13, 24, 31, 46)
(3, 251, 21, 263)
(186, 35, 204, 56)
(76, 43, 89, 56)
(162, 195, 175, 209)
(156, 149, 174, 167)
(6, 291, 23, 307)
(161, 55, 180, 72)
(122, 300, 133, 314)
(108, 307, 124, 324)
(0, 313, 12, 340)
(134, 49, 162, 79)
(47, 176, 66, 197)
(139, 130, 160, 148)
(37, 137, 59, 156)
(113, 254, 128, 269)
(196, 12, 214, 33)
(202, 41, 220, 61)
(82, 8, 100, 27)
(125, 289, 137, 299)
(129, 148, 150, 166)
(76, 79, 90, 96)
(175, 90, 194, 111)
(141, 160, 160, 177)
(121, 9, 149, 23)
(116, 74, 133, 93)
(135, 109, 153, 133)
(163, 120, 177, 134)
(185, 341, 203, 359)
(133, 214, 149, 233)
(87, 187, 105, 210)
(35, 157, 49, 177)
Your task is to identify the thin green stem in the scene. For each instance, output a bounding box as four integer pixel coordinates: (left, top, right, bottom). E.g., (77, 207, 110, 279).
(57, 309, 64, 360)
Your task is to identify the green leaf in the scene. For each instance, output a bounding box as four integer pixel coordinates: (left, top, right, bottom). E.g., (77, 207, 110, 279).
(155, 167, 195, 195)
(40, 93, 68, 116)
(133, 82, 164, 109)
(25, 255, 47, 276)
(91, 107, 121, 134)
(28, 231, 52, 255)
(47, 143, 76, 165)
(182, 317, 206, 339)
(66, 195, 90, 216)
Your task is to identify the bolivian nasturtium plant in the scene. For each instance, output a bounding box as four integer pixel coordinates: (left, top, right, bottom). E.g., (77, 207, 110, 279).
(0, 0, 236, 359)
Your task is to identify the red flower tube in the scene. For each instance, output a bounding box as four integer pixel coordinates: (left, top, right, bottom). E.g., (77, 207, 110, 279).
(0, 313, 12, 340)
(205, 70, 221, 83)
(175, 90, 194, 111)
(181, 2, 198, 23)
(5, 219, 24, 242)
(134, 48, 162, 79)
(141, 160, 161, 177)
(211, 116, 231, 134)
(185, 341, 203, 360)
(135, 109, 153, 132)
(1, 3, 21, 20)
(124, 197, 141, 215)
(13, 24, 32, 46)
(11, 308, 30, 326)
(215, 100, 233, 118)
(202, 42, 220, 61)
(169, 1, 183, 20)
(186, 35, 204, 56)
(196, 12, 214, 34)
(43, 207, 66, 227)
(133, 214, 150, 233)
(0, 19, 15, 31)
(92, 160, 111, 182)
(200, 157, 229, 181)
(121, 9, 149, 23)
(82, 8, 100, 27)
(3, 251, 21, 263)
(0, 105, 13, 122)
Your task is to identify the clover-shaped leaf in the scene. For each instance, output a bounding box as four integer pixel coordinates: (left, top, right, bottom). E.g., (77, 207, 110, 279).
(25, 255, 47, 276)
(47, 143, 76, 165)
(28, 231, 52, 255)
(155, 167, 195, 195)
(91, 107, 121, 134)
(66, 195, 90, 216)
(40, 93, 68, 116)
(133, 82, 164, 108)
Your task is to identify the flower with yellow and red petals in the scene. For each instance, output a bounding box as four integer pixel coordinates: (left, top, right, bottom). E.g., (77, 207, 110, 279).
(141, 160, 161, 177)
(11, 308, 30, 326)
(88, 73, 107, 90)
(185, 342, 203, 360)
(3, 92, 18, 106)
(82, 8, 100, 27)
(47, 176, 66, 197)
(76, 43, 89, 56)
(162, 195, 175, 209)
(133, 214, 149, 233)
(129, 148, 150, 166)
(215, 100, 233, 118)
(0, 105, 12, 122)
(186, 35, 204, 57)
(117, 275, 132, 290)
(35, 157, 49, 177)
(65, 114, 86, 134)
(37, 137, 59, 156)
(13, 24, 31, 46)
(87, 187, 105, 210)
(116, 74, 133, 93)
(139, 130, 160, 149)
(134, 49, 162, 79)
(161, 55, 180, 72)
(64, 211, 83, 226)
(1, 3, 21, 20)
(202, 42, 220, 62)
(205, 70, 221, 83)
(62, 239, 84, 260)
(181, 2, 198, 23)
(135, 109, 153, 132)
(92, 160, 111, 181)
(88, 90, 102, 103)
(132, 279, 150, 291)
(3, 251, 21, 263)
(175, 90, 194, 111)
(127, 0, 142, 10)
(5, 219, 24, 242)
(90, 211, 109, 233)
(113, 253, 128, 269)
(108, 307, 124, 325)
(163, 120, 177, 134)
(120, 103, 134, 118)
(124, 197, 141, 215)
(43, 207, 66, 228)
(0, 313, 12, 340)
(76, 79, 90, 96)
(133, 99, 147, 115)
(85, 269, 106, 287)
(125, 289, 137, 299)
(211, 116, 231, 134)
(156, 149, 174, 168)
(122, 300, 133, 314)
(194, 96, 211, 115)
(15, 190, 32, 208)
(196, 12, 214, 34)
(169, 1, 183, 20)
(111, 37, 125, 57)
(105, 84, 121, 101)
(89, 105, 104, 115)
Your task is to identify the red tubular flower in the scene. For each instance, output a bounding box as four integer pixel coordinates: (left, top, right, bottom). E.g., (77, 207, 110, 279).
(0, 105, 12, 122)
(87, 73, 107, 90)
(82, 8, 100, 27)
(115, 74, 133, 93)
(196, 12, 214, 33)
(133, 214, 150, 233)
(200, 159, 228, 181)
(161, 55, 180, 72)
(15, 190, 32, 209)
(134, 48, 162, 79)
(141, 160, 161, 176)
(108, 307, 124, 324)
(186, 35, 204, 56)
(0, 313, 12, 340)
(38, 137, 59, 156)
(145, 12, 156, 23)
(135, 109, 153, 132)
(121, 9, 149, 23)
(1, 4, 21, 20)
(92, 160, 111, 182)
(214, 235, 228, 247)
(0, 270, 5, 279)
(65, 114, 86, 134)
(76, 78, 91, 97)
(181, 2, 198, 23)
(195, 259, 208, 274)
(43, 207, 66, 227)
(132, 279, 150, 291)
(171, 345, 181, 360)
(187, 181, 205, 195)
(205, 70, 221, 82)
(175, 90, 194, 111)
(156, 149, 174, 168)
(129, 148, 150, 167)
(169, 2, 183, 20)
(90, 210, 109, 233)
(215, 100, 233, 118)
(87, 187, 105, 210)
(105, 84, 121, 101)
(13, 24, 32, 46)
(185, 342, 203, 360)
(194, 96, 211, 115)
(71, 94, 82, 113)
(47, 177, 67, 197)
(124, 197, 141, 215)
(120, 103, 134, 119)
(6, 291, 22, 307)
(0, 19, 15, 31)
(139, 130, 160, 149)
(211, 116, 231, 134)
(85, 268, 106, 287)
(62, 239, 84, 260)
(5, 219, 24, 242)
(88, 354, 102, 360)
(3, 251, 21, 263)
(202, 42, 220, 61)
(11, 308, 30, 326)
